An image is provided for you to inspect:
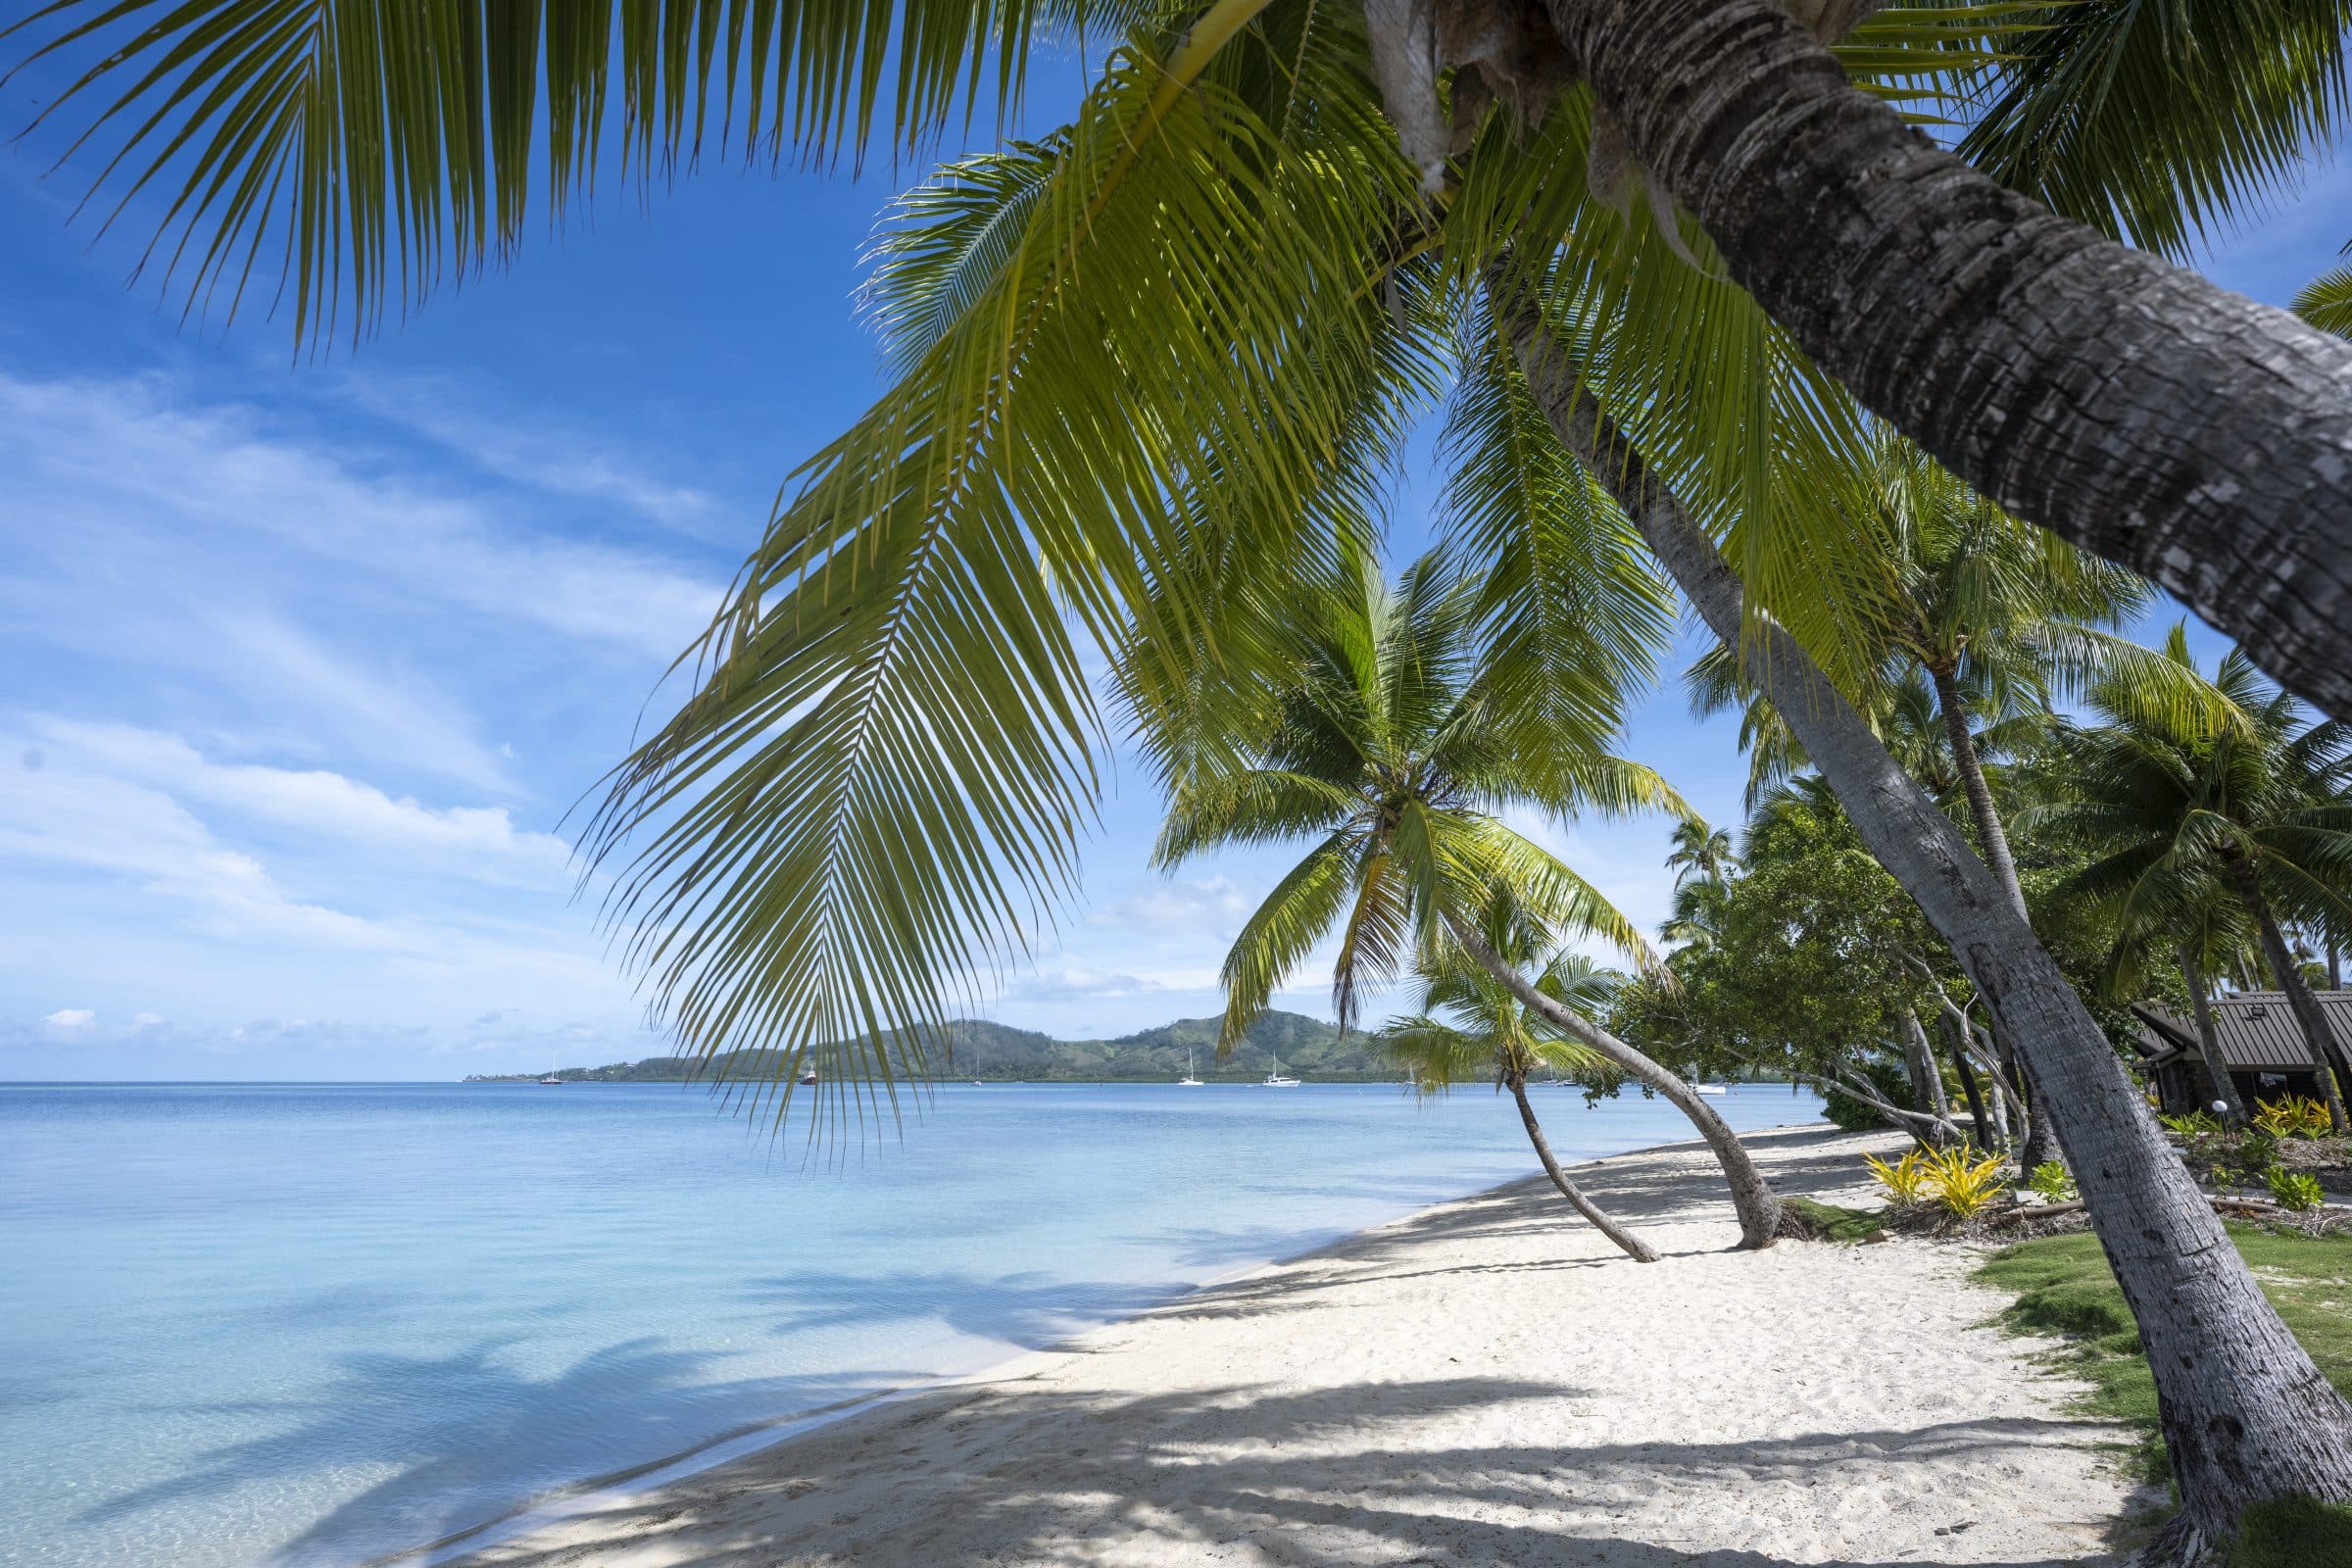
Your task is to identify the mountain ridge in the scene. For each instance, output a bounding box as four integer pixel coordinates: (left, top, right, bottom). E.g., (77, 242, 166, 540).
(463, 1009, 1401, 1084)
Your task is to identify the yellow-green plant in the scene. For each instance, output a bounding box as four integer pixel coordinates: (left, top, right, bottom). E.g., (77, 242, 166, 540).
(2160, 1109, 2225, 1137)
(2254, 1096, 2334, 1141)
(1920, 1147, 2011, 1219)
(2266, 1167, 2326, 1212)
(1865, 1149, 1933, 1206)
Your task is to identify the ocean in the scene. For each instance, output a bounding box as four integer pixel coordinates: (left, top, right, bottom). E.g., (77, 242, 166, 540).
(0, 1079, 1821, 1567)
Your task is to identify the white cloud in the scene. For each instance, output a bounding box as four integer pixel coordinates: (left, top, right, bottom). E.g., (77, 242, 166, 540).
(0, 369, 725, 663)
(28, 718, 569, 874)
(1102, 874, 1255, 929)
(336, 371, 727, 537)
(41, 1007, 94, 1028)
(0, 760, 413, 952)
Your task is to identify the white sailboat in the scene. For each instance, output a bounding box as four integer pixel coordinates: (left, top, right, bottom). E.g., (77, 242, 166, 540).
(536, 1046, 564, 1086)
(1177, 1047, 1203, 1087)
(1260, 1050, 1300, 1088)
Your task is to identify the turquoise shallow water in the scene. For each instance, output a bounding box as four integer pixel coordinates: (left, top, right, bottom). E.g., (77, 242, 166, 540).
(0, 1079, 1820, 1567)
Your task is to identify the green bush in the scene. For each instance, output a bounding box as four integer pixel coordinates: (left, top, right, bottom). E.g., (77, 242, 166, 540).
(1821, 1058, 1919, 1132)
(2026, 1160, 2077, 1202)
(2267, 1167, 2326, 1212)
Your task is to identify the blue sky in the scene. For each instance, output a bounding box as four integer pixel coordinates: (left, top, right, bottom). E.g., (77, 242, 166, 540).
(0, 65, 2345, 1081)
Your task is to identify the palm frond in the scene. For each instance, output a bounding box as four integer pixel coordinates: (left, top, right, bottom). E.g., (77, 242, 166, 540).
(2294, 263, 2352, 340)
(578, 43, 1419, 1118)
(6, 0, 1170, 346)
(1953, 0, 2352, 260)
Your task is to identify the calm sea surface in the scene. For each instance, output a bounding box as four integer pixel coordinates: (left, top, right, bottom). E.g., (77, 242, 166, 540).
(1, 1080, 1820, 1567)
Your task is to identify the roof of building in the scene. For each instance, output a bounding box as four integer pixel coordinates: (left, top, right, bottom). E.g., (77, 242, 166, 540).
(2134, 991, 2352, 1073)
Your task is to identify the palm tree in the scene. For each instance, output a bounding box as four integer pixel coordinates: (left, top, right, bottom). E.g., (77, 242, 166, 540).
(1499, 299, 2352, 1548)
(1378, 945, 1658, 1261)
(19, 0, 2352, 1542)
(1153, 551, 1788, 1248)
(1663, 819, 1737, 888)
(15, 4, 2352, 718)
(2030, 629, 2352, 1134)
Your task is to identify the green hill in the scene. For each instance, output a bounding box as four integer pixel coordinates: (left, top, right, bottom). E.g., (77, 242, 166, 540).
(466, 1010, 1401, 1084)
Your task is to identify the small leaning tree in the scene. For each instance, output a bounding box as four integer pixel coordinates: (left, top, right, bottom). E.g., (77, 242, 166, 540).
(1378, 942, 1658, 1261)
(1153, 549, 1788, 1248)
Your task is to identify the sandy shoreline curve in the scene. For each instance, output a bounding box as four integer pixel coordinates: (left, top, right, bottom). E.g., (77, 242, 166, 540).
(425, 1124, 2139, 1567)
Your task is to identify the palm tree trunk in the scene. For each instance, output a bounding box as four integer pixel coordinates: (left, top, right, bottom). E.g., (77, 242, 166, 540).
(1505, 1074, 1660, 1261)
(1444, 913, 1786, 1249)
(1938, 1007, 1992, 1149)
(2228, 858, 2352, 1135)
(2179, 945, 2250, 1129)
(1500, 297, 2352, 1555)
(1926, 663, 2027, 916)
(1540, 0, 2352, 725)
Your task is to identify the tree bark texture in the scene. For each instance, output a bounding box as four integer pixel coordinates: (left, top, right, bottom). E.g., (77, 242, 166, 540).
(1898, 1007, 1957, 1146)
(2179, 945, 2250, 1129)
(1544, 0, 2352, 726)
(1507, 1074, 1661, 1260)
(2230, 858, 2352, 1135)
(1446, 912, 1785, 1248)
(1501, 296, 2352, 1550)
(1928, 663, 2027, 916)
(1939, 1006, 1992, 1148)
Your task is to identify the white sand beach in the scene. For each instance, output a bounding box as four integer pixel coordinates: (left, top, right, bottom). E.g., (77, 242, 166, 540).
(447, 1125, 2139, 1567)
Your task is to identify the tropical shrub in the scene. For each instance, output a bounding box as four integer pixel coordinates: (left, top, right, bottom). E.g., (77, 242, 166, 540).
(2027, 1161, 2078, 1203)
(1823, 1058, 1922, 1133)
(2211, 1166, 2245, 1192)
(2254, 1096, 2334, 1141)
(1865, 1149, 1932, 1206)
(2160, 1109, 2225, 1137)
(2266, 1168, 2326, 1212)
(1921, 1148, 2012, 1219)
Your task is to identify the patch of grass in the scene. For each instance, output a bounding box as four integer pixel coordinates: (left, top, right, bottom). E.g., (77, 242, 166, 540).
(1780, 1195, 1888, 1242)
(2224, 1496, 2352, 1568)
(1976, 1225, 2352, 1500)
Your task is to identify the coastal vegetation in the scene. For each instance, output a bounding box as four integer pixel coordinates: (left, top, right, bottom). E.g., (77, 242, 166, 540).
(18, 0, 2352, 1555)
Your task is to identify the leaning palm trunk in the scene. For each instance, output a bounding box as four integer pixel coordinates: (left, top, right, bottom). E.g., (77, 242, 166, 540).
(2179, 946, 2250, 1129)
(1502, 299, 2352, 1557)
(2227, 859, 2352, 1135)
(1928, 664, 2028, 914)
(1937, 1008, 1993, 1149)
(1445, 915, 1785, 1248)
(1505, 1073, 1660, 1261)
(1544, 0, 2352, 723)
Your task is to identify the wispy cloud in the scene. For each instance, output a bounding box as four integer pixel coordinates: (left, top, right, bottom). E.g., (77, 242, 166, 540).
(28, 718, 569, 875)
(335, 371, 730, 537)
(0, 368, 726, 662)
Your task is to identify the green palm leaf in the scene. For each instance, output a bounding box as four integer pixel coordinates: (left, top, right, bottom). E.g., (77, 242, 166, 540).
(7, 0, 1161, 345)
(1954, 0, 2352, 259)
(2294, 263, 2352, 339)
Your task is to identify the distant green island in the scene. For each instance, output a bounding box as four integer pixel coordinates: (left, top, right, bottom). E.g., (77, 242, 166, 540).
(466, 1010, 1401, 1084)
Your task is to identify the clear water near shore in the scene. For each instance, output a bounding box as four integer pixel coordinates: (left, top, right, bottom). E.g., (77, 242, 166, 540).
(1, 1079, 1821, 1568)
